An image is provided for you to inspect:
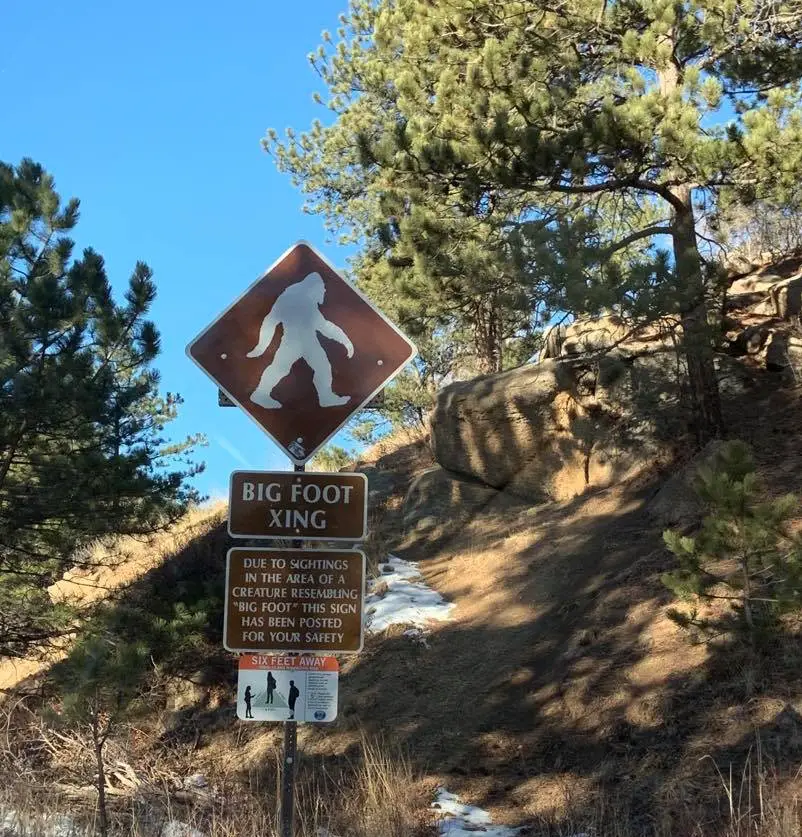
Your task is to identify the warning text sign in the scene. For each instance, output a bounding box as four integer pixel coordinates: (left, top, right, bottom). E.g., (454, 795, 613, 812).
(223, 548, 365, 653)
(228, 471, 367, 541)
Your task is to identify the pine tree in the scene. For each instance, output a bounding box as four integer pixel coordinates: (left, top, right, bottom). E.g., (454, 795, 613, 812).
(48, 631, 150, 837)
(0, 159, 203, 657)
(662, 441, 802, 646)
(269, 0, 802, 442)
(308, 444, 353, 472)
(265, 0, 547, 377)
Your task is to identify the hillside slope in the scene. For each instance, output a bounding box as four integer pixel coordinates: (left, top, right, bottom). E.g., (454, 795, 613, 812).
(3, 323, 802, 834)
(322, 386, 802, 828)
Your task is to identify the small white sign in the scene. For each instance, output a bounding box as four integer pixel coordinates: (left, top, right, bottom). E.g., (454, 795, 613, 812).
(237, 654, 338, 723)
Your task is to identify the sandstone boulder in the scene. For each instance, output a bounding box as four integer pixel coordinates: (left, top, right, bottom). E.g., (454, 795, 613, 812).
(560, 315, 630, 356)
(353, 464, 406, 511)
(721, 259, 802, 380)
(729, 271, 802, 320)
(430, 352, 680, 502)
(403, 466, 500, 534)
(725, 322, 771, 356)
(762, 331, 802, 380)
(430, 260, 802, 504)
(540, 315, 678, 361)
(539, 322, 568, 360)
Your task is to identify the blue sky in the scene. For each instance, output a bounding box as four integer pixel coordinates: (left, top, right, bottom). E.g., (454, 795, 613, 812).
(2, 1, 354, 500)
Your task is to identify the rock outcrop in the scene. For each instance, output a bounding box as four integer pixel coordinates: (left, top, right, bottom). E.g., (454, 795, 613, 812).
(724, 256, 802, 381)
(428, 256, 800, 503)
(403, 466, 500, 534)
(728, 269, 802, 320)
(646, 440, 727, 527)
(430, 347, 683, 502)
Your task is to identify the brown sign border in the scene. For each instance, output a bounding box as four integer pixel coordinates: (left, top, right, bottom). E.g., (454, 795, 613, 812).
(227, 470, 369, 542)
(185, 240, 417, 465)
(223, 547, 366, 654)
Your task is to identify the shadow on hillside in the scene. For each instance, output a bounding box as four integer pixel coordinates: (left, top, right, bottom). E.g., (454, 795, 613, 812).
(337, 494, 802, 831)
(347, 388, 802, 832)
(372, 382, 801, 830)
(27, 514, 237, 720)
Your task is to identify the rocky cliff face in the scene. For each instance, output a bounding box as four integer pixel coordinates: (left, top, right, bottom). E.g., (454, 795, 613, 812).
(723, 256, 802, 380)
(427, 257, 802, 502)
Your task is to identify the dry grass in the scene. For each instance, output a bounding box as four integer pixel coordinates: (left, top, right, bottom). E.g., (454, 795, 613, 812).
(51, 502, 227, 606)
(698, 744, 802, 837)
(326, 733, 428, 837)
(474, 755, 802, 837)
(4, 390, 802, 835)
(0, 731, 431, 837)
(357, 425, 430, 468)
(362, 504, 396, 577)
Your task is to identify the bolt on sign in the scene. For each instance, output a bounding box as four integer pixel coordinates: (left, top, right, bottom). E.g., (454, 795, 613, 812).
(224, 548, 365, 654)
(218, 388, 236, 407)
(237, 654, 338, 724)
(185, 241, 417, 464)
(228, 471, 367, 541)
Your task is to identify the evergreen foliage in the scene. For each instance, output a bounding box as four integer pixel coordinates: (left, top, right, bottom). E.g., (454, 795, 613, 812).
(0, 159, 203, 657)
(265, 0, 547, 379)
(662, 441, 802, 645)
(49, 631, 151, 837)
(267, 0, 802, 441)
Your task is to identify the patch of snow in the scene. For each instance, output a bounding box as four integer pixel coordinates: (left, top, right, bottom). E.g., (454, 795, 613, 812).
(1, 811, 81, 837)
(0, 809, 208, 837)
(182, 773, 208, 789)
(160, 822, 206, 837)
(366, 556, 455, 635)
(431, 789, 522, 837)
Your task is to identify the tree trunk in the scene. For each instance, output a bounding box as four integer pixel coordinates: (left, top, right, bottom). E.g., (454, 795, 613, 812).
(91, 711, 109, 837)
(658, 55, 724, 444)
(473, 294, 503, 375)
(671, 188, 725, 443)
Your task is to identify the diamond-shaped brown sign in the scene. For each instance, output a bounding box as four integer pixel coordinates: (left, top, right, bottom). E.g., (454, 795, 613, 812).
(186, 241, 417, 463)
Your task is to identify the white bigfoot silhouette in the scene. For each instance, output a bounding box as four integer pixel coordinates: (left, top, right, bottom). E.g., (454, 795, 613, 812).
(246, 271, 354, 409)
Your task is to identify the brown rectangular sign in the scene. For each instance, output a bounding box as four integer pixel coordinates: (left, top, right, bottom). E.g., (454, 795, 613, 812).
(228, 471, 368, 541)
(224, 548, 365, 654)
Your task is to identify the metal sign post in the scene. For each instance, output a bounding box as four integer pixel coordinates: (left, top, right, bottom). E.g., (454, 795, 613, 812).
(281, 680, 298, 837)
(281, 461, 304, 837)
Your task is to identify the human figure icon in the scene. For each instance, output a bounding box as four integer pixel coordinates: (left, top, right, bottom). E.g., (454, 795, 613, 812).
(246, 272, 355, 409)
(288, 679, 300, 721)
(266, 671, 276, 706)
(244, 685, 253, 719)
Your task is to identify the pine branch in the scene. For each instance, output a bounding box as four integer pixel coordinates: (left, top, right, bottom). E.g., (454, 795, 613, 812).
(543, 177, 688, 213)
(596, 225, 675, 259)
